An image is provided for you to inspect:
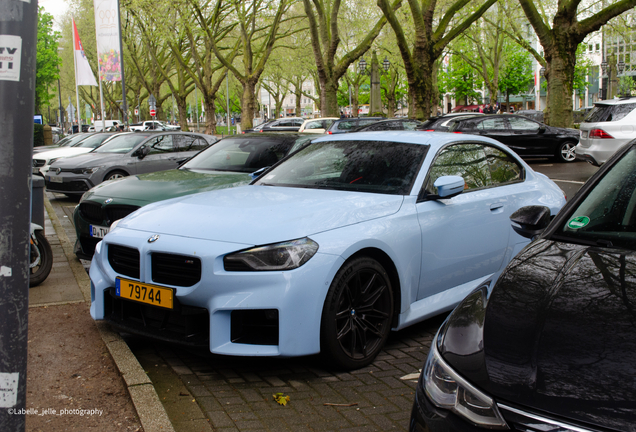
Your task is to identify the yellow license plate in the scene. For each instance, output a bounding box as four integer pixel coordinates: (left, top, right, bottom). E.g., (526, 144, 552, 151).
(116, 277, 174, 309)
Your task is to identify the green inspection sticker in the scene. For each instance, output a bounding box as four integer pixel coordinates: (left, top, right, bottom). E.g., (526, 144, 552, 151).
(568, 216, 590, 229)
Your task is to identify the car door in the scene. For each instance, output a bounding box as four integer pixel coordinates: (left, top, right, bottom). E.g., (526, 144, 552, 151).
(463, 117, 511, 145)
(506, 116, 552, 156)
(132, 134, 179, 174)
(415, 143, 514, 301)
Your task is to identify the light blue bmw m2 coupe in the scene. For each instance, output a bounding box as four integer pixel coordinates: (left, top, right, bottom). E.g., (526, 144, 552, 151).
(90, 131, 566, 369)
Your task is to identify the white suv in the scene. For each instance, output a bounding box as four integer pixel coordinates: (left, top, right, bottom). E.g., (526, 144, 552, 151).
(576, 98, 636, 166)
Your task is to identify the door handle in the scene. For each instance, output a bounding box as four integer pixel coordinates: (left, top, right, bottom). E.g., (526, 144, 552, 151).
(490, 203, 504, 213)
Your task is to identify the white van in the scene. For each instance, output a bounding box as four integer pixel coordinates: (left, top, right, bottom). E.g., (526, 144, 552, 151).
(92, 120, 120, 132)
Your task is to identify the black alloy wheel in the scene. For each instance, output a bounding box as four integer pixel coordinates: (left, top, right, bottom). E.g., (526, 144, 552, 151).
(321, 257, 394, 370)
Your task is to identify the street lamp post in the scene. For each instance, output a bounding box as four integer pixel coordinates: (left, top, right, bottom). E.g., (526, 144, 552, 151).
(359, 52, 390, 117)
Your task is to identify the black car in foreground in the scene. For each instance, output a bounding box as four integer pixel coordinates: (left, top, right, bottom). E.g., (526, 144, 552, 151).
(448, 114, 579, 162)
(410, 139, 636, 431)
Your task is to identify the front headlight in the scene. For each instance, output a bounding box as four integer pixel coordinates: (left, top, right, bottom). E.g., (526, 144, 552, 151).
(82, 166, 101, 174)
(47, 158, 58, 166)
(423, 343, 508, 429)
(224, 237, 319, 271)
(109, 218, 123, 230)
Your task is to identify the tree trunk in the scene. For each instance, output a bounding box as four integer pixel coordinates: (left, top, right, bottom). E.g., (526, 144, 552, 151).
(352, 85, 360, 118)
(176, 96, 189, 132)
(544, 49, 575, 127)
(322, 78, 340, 117)
(203, 98, 217, 134)
(241, 80, 257, 130)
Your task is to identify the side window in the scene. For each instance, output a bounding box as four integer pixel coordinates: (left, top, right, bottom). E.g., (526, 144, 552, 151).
(423, 144, 491, 195)
(403, 121, 420, 131)
(178, 135, 209, 152)
(147, 135, 175, 155)
(507, 117, 540, 131)
(292, 120, 304, 127)
(476, 118, 507, 131)
(483, 146, 523, 185)
(305, 121, 322, 130)
(337, 121, 355, 130)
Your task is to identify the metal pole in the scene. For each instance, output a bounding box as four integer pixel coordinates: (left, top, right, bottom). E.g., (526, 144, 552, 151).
(57, 76, 64, 127)
(0, 0, 37, 429)
(226, 71, 230, 135)
(195, 85, 199, 132)
(116, 0, 128, 128)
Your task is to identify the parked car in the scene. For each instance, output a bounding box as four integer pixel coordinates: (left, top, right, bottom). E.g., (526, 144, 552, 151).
(409, 138, 636, 432)
(416, 113, 484, 132)
(33, 133, 119, 177)
(89, 131, 565, 369)
(45, 132, 216, 197)
(324, 117, 385, 134)
(448, 114, 580, 162)
(516, 109, 544, 123)
(33, 132, 88, 154)
(129, 120, 180, 132)
(350, 118, 424, 132)
(91, 120, 122, 132)
(73, 133, 316, 259)
(572, 105, 594, 123)
(298, 117, 338, 133)
(258, 117, 305, 132)
(576, 97, 636, 166)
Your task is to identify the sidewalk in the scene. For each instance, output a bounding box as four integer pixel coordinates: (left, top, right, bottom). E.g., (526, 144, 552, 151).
(25, 193, 174, 432)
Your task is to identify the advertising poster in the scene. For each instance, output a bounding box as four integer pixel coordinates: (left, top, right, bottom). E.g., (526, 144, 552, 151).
(93, 0, 122, 81)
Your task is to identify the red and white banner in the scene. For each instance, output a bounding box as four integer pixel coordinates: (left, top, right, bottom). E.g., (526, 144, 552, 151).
(73, 19, 98, 86)
(93, 0, 122, 81)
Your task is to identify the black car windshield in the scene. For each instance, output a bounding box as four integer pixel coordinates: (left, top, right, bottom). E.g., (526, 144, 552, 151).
(254, 140, 428, 195)
(93, 134, 151, 153)
(181, 136, 307, 173)
(75, 133, 116, 149)
(554, 146, 636, 249)
(64, 134, 94, 147)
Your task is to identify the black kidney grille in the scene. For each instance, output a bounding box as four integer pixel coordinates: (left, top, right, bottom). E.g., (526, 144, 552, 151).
(79, 202, 104, 224)
(108, 245, 140, 279)
(152, 253, 201, 287)
(106, 205, 140, 223)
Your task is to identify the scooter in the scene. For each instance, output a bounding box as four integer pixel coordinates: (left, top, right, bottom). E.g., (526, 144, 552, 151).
(29, 223, 52, 287)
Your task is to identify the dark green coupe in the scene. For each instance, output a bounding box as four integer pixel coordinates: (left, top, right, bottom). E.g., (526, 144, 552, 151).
(73, 133, 314, 259)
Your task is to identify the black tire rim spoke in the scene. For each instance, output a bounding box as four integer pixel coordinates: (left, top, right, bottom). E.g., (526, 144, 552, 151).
(334, 268, 391, 360)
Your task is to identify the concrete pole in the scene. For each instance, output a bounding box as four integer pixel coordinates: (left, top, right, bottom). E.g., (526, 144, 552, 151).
(0, 0, 37, 429)
(369, 51, 383, 116)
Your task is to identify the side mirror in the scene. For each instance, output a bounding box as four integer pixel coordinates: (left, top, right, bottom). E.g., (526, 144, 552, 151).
(538, 125, 546, 134)
(250, 167, 269, 180)
(510, 205, 551, 239)
(430, 175, 465, 199)
(135, 145, 149, 159)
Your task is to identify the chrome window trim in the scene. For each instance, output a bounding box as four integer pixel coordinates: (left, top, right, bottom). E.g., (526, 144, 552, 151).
(497, 404, 594, 432)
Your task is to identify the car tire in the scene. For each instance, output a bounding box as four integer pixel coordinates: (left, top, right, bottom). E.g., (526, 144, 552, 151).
(556, 141, 577, 163)
(321, 256, 394, 370)
(104, 170, 128, 182)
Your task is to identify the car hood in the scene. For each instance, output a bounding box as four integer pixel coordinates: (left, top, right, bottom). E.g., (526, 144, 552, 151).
(83, 169, 252, 205)
(51, 152, 130, 168)
(33, 147, 93, 161)
(482, 239, 636, 429)
(119, 186, 404, 245)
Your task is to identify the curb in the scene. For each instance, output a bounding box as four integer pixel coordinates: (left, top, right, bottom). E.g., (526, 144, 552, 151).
(44, 196, 175, 432)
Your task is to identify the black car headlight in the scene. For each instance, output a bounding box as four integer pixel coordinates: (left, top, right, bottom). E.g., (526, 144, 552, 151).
(82, 166, 101, 174)
(423, 343, 508, 429)
(224, 237, 319, 271)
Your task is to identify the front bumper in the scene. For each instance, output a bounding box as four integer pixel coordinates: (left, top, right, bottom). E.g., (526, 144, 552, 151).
(90, 228, 343, 357)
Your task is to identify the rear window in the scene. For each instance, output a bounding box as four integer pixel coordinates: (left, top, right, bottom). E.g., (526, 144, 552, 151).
(584, 103, 636, 123)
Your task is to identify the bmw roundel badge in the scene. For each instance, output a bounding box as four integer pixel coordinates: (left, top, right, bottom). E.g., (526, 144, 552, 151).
(104, 198, 113, 204)
(148, 235, 160, 243)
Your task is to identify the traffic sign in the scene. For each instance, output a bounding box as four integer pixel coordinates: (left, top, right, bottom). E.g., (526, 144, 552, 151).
(150, 108, 156, 117)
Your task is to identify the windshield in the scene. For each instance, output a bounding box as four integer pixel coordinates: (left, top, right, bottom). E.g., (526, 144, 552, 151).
(75, 133, 116, 148)
(181, 136, 306, 172)
(63, 134, 93, 147)
(94, 134, 150, 153)
(254, 140, 428, 195)
(554, 146, 636, 249)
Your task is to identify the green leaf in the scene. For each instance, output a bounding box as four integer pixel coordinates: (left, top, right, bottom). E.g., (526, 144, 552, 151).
(273, 393, 290, 406)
